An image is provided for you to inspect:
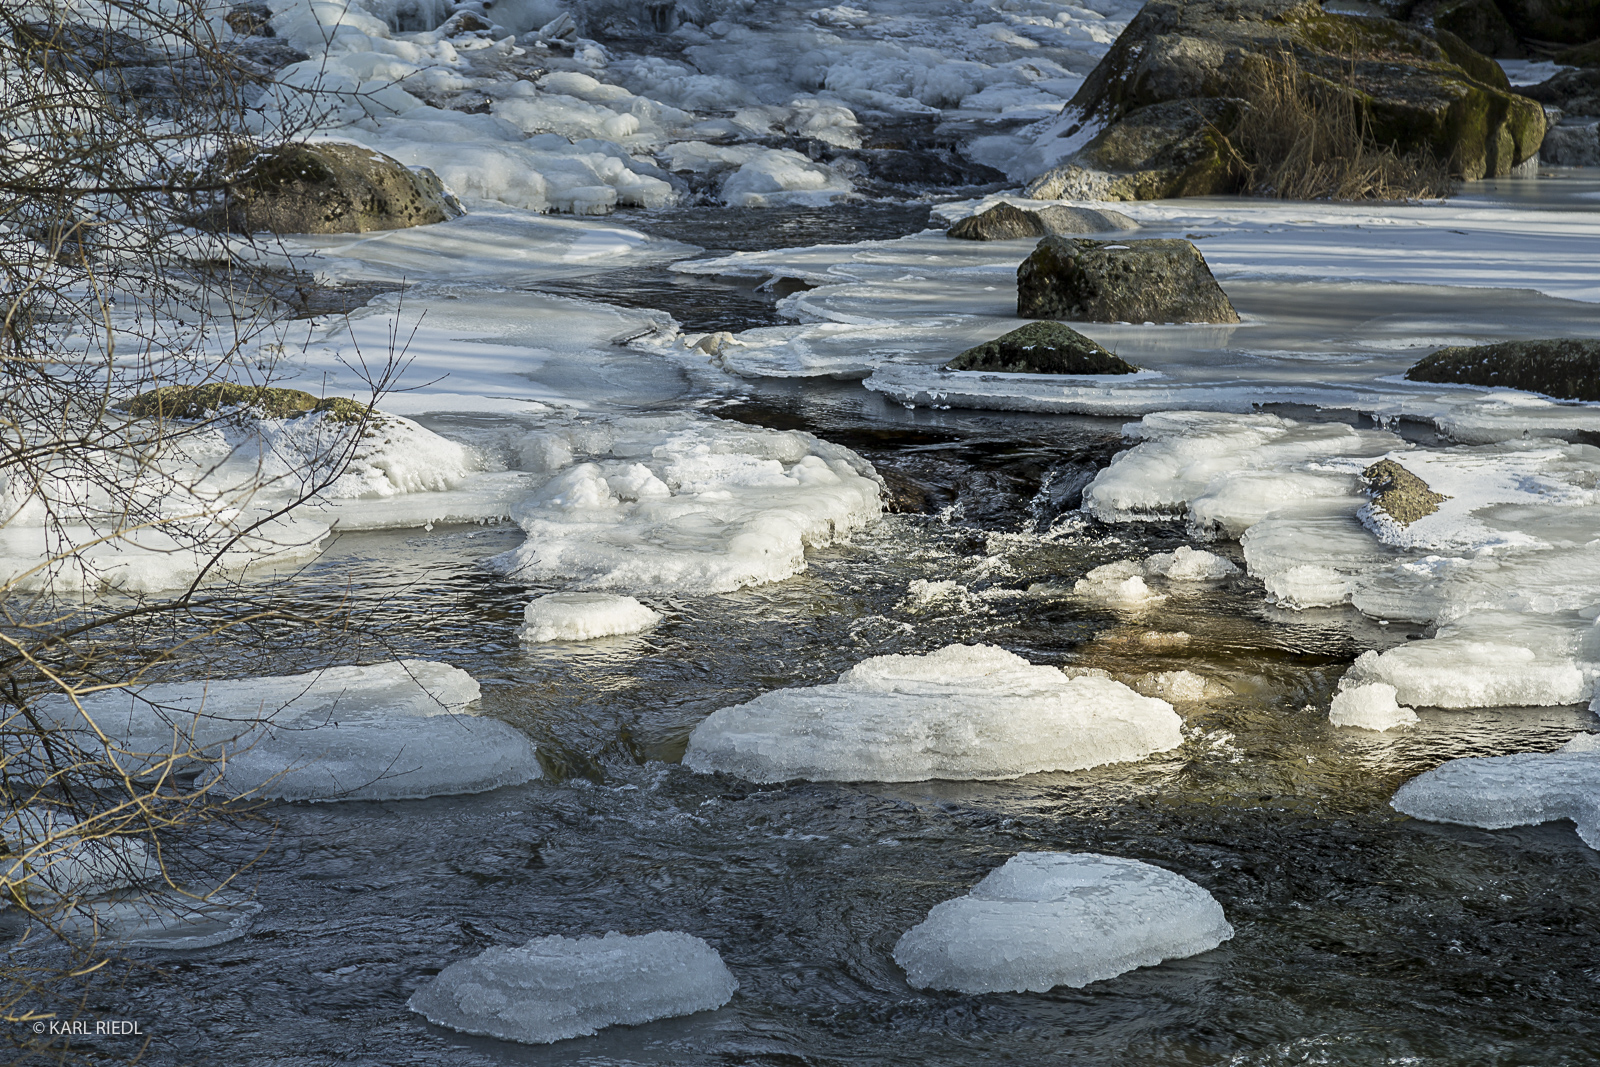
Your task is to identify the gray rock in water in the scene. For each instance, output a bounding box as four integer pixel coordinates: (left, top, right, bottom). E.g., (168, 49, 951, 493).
(948, 202, 1138, 241)
(945, 322, 1138, 375)
(202, 143, 464, 235)
(1523, 67, 1600, 121)
(1017, 236, 1239, 324)
(1405, 339, 1600, 401)
(1541, 120, 1600, 166)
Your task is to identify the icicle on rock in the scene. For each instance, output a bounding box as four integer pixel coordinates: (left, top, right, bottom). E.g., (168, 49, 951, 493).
(893, 853, 1233, 994)
(408, 931, 738, 1044)
(518, 592, 661, 642)
(1391, 746, 1600, 848)
(683, 644, 1183, 784)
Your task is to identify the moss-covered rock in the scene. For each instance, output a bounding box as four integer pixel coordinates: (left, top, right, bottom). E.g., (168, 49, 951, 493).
(947, 202, 1138, 241)
(1363, 458, 1450, 526)
(944, 322, 1139, 375)
(1405, 339, 1600, 400)
(201, 142, 463, 235)
(122, 384, 377, 424)
(1016, 236, 1240, 324)
(1024, 0, 1546, 201)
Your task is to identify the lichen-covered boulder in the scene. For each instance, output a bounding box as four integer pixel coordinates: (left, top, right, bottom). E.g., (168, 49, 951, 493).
(205, 142, 463, 235)
(1017, 236, 1240, 324)
(1362, 458, 1450, 526)
(121, 384, 375, 424)
(947, 203, 1138, 241)
(1024, 0, 1547, 201)
(945, 322, 1138, 375)
(1405, 339, 1600, 400)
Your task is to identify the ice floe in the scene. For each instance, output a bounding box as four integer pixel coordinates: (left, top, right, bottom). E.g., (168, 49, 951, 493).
(683, 643, 1182, 783)
(1391, 749, 1600, 849)
(408, 930, 737, 1044)
(489, 415, 882, 594)
(519, 592, 661, 642)
(54, 891, 263, 950)
(1073, 546, 1238, 607)
(893, 852, 1233, 993)
(1328, 683, 1418, 732)
(0, 808, 159, 899)
(35, 661, 540, 802)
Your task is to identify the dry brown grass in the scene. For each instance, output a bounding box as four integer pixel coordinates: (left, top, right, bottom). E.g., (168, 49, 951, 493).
(1220, 53, 1455, 201)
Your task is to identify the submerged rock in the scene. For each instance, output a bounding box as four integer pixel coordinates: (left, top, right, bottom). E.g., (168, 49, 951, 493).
(1017, 236, 1240, 324)
(893, 852, 1234, 993)
(1391, 748, 1600, 848)
(944, 322, 1137, 375)
(1362, 458, 1450, 527)
(947, 202, 1138, 241)
(1405, 339, 1600, 401)
(408, 931, 737, 1044)
(202, 142, 464, 235)
(1024, 0, 1546, 201)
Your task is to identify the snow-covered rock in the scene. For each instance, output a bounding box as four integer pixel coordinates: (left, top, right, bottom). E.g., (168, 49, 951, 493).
(518, 592, 660, 642)
(893, 852, 1233, 993)
(408, 930, 737, 1044)
(1391, 749, 1600, 849)
(683, 644, 1183, 784)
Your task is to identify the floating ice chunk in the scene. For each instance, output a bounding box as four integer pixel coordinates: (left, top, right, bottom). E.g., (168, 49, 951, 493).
(683, 644, 1182, 784)
(1341, 623, 1590, 710)
(1075, 568, 1165, 607)
(0, 808, 159, 899)
(491, 416, 882, 595)
(408, 930, 737, 1044)
(1146, 545, 1239, 581)
(1132, 670, 1226, 703)
(1563, 733, 1600, 753)
(1328, 682, 1418, 731)
(519, 593, 661, 642)
(1391, 750, 1600, 848)
(893, 852, 1233, 994)
(54, 890, 261, 950)
(1073, 546, 1235, 606)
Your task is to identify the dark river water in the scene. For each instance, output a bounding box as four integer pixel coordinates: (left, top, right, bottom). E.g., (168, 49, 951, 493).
(20, 202, 1600, 1067)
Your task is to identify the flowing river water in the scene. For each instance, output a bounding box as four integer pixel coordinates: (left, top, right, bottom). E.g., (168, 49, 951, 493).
(26, 188, 1600, 1067)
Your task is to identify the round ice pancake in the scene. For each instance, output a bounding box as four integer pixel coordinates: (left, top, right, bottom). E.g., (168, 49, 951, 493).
(893, 852, 1234, 994)
(683, 643, 1182, 783)
(1391, 748, 1600, 849)
(518, 592, 660, 642)
(408, 930, 737, 1044)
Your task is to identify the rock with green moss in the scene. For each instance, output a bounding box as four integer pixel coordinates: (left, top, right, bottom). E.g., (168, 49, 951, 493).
(200, 142, 463, 235)
(947, 202, 1138, 241)
(1017, 236, 1240, 324)
(121, 384, 378, 424)
(1405, 339, 1600, 401)
(1363, 459, 1450, 526)
(1024, 0, 1546, 201)
(944, 322, 1138, 375)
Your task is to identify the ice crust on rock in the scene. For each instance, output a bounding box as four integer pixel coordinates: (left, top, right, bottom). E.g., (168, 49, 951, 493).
(683, 643, 1183, 784)
(519, 592, 660, 642)
(35, 661, 540, 802)
(407, 930, 737, 1044)
(1329, 682, 1418, 731)
(893, 852, 1234, 994)
(1392, 750, 1600, 848)
(490, 416, 882, 594)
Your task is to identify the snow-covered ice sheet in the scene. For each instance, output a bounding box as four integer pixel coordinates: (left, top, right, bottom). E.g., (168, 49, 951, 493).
(1391, 746, 1600, 849)
(408, 930, 737, 1044)
(683, 643, 1182, 783)
(893, 852, 1233, 993)
(519, 592, 661, 641)
(488, 415, 883, 594)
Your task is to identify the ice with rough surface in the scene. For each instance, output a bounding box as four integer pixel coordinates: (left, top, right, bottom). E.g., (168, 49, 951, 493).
(408, 930, 737, 1044)
(1329, 682, 1418, 731)
(1391, 750, 1600, 848)
(683, 644, 1182, 783)
(1073, 546, 1237, 606)
(893, 852, 1234, 993)
(519, 592, 661, 642)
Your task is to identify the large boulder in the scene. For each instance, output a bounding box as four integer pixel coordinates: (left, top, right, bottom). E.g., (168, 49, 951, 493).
(1435, 0, 1525, 58)
(1017, 237, 1240, 324)
(1493, 0, 1600, 45)
(1405, 339, 1600, 400)
(205, 143, 463, 235)
(948, 202, 1139, 241)
(944, 322, 1139, 374)
(1522, 68, 1600, 117)
(1025, 0, 1546, 201)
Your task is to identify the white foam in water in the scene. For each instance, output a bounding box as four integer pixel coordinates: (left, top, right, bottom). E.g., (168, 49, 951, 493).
(407, 930, 737, 1044)
(36, 661, 540, 802)
(1328, 682, 1418, 731)
(519, 592, 661, 642)
(489, 416, 882, 594)
(1391, 750, 1600, 849)
(893, 852, 1234, 994)
(683, 643, 1183, 784)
